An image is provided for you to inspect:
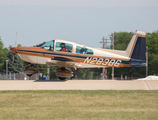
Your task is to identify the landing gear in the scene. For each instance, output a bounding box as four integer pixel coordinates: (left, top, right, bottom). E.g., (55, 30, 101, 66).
(55, 67, 73, 80)
(24, 64, 38, 77)
(26, 74, 33, 77)
(58, 77, 66, 80)
(58, 67, 66, 80)
(24, 69, 38, 77)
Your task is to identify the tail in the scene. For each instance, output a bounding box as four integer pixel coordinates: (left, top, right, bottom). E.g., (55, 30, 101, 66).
(126, 31, 146, 66)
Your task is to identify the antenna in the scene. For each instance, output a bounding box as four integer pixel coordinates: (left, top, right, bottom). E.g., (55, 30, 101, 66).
(15, 32, 17, 47)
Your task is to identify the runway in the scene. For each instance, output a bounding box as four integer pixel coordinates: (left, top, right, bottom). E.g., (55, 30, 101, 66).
(0, 80, 158, 90)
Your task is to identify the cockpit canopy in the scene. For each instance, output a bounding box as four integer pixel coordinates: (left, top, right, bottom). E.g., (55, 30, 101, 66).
(41, 40, 93, 55)
(41, 40, 54, 51)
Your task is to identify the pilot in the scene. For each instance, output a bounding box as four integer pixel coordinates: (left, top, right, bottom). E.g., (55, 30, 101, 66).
(60, 43, 66, 52)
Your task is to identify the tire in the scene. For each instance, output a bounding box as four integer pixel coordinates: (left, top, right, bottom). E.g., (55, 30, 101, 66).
(26, 74, 33, 77)
(58, 77, 66, 80)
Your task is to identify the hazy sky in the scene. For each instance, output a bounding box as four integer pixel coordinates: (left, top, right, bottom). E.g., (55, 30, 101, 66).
(1, 0, 158, 7)
(0, 0, 158, 48)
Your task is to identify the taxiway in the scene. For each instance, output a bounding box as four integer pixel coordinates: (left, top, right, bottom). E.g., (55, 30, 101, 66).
(0, 80, 158, 90)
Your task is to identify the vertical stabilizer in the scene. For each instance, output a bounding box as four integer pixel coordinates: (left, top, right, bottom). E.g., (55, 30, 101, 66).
(126, 31, 146, 61)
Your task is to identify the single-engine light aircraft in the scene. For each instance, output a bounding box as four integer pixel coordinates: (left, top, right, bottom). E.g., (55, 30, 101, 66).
(10, 31, 146, 80)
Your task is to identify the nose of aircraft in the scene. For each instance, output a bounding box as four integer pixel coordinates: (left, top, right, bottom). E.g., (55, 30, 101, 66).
(10, 47, 17, 53)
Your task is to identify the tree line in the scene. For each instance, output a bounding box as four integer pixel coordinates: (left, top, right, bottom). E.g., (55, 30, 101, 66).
(0, 30, 158, 79)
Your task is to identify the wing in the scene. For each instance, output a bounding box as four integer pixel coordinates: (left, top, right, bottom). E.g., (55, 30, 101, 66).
(46, 56, 81, 69)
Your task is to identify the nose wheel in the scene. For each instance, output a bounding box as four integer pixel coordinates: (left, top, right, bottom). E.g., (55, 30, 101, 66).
(58, 77, 66, 80)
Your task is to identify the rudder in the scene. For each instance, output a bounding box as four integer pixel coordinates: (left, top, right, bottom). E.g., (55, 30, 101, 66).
(126, 31, 146, 61)
(131, 36, 146, 60)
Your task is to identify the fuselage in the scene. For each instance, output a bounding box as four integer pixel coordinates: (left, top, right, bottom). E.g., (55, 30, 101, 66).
(10, 31, 146, 69)
(10, 39, 138, 68)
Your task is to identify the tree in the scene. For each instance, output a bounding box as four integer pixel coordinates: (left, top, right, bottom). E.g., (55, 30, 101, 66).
(50, 66, 58, 79)
(146, 30, 158, 75)
(0, 37, 5, 71)
(2, 51, 24, 73)
(113, 31, 134, 50)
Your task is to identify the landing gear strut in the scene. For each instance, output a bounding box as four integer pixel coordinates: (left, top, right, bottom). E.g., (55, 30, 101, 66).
(61, 67, 65, 71)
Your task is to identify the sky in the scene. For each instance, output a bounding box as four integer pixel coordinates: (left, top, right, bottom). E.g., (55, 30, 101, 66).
(0, 0, 158, 48)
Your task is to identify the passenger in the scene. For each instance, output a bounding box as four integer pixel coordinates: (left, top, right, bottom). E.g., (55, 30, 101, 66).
(80, 48, 87, 54)
(60, 43, 66, 52)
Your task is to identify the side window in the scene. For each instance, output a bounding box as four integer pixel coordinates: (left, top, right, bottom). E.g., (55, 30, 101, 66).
(86, 49, 93, 55)
(41, 40, 54, 51)
(55, 42, 73, 53)
(76, 46, 93, 55)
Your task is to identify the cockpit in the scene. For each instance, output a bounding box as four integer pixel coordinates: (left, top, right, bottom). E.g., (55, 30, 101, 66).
(41, 40, 93, 55)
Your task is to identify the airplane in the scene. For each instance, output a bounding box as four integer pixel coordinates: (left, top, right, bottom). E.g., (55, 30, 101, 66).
(10, 30, 146, 80)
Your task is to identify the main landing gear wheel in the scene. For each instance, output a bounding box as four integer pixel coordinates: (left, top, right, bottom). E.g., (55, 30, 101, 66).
(58, 77, 66, 80)
(56, 67, 73, 80)
(58, 67, 66, 80)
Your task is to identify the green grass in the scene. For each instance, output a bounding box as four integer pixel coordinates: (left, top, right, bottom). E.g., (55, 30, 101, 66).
(0, 90, 158, 120)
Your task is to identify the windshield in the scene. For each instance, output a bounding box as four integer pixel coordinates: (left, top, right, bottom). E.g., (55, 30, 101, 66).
(41, 40, 54, 51)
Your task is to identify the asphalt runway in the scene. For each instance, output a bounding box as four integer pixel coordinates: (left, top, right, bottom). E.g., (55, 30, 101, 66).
(0, 79, 158, 90)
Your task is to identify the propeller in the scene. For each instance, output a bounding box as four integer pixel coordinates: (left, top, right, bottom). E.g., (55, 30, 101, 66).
(10, 47, 17, 62)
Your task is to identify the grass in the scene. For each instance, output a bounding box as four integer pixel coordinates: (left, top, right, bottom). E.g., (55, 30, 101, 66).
(0, 90, 158, 120)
